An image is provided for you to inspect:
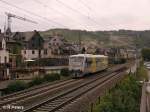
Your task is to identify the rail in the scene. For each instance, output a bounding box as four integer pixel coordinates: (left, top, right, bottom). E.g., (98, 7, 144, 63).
(22, 70, 126, 112)
(140, 82, 149, 112)
(0, 64, 128, 112)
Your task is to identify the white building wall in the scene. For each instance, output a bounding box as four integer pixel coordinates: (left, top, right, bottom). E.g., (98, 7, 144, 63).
(0, 50, 9, 63)
(2, 38, 6, 50)
(21, 49, 52, 60)
(21, 50, 39, 60)
(41, 49, 52, 58)
(0, 38, 10, 77)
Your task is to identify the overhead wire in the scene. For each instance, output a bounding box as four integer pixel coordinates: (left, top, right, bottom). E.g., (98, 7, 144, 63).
(0, 0, 68, 28)
(78, 0, 116, 29)
(0, 0, 115, 31)
(33, 0, 90, 30)
(55, 0, 104, 28)
(79, 0, 92, 12)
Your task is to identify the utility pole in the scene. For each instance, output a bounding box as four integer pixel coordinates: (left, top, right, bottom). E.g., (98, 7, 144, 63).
(38, 34, 41, 70)
(78, 31, 81, 53)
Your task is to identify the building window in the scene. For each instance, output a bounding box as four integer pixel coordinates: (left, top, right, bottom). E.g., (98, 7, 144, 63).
(3, 44, 5, 49)
(32, 50, 35, 54)
(22, 37, 25, 40)
(24, 50, 26, 54)
(4, 56, 7, 63)
(44, 49, 47, 55)
(32, 44, 34, 47)
(9, 58, 12, 63)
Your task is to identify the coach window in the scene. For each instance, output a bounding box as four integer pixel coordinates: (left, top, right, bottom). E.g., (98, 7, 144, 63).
(32, 50, 35, 54)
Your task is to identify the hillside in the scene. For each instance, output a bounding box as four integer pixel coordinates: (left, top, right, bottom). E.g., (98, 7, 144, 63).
(39, 29, 150, 48)
(41, 29, 109, 41)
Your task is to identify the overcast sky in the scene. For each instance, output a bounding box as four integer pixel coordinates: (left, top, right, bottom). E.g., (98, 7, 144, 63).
(0, 0, 150, 32)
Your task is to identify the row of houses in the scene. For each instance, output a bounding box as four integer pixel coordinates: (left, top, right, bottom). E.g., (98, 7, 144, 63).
(12, 30, 80, 60)
(0, 31, 9, 80)
(0, 29, 138, 80)
(0, 30, 81, 80)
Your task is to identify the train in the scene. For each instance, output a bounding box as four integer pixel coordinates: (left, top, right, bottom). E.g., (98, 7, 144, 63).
(69, 54, 108, 78)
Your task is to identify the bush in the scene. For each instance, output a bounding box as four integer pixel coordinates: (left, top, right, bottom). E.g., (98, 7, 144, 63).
(142, 48, 150, 61)
(28, 77, 44, 87)
(6, 81, 28, 94)
(60, 69, 70, 77)
(136, 64, 148, 81)
(4, 74, 61, 95)
(44, 73, 60, 82)
(94, 75, 141, 112)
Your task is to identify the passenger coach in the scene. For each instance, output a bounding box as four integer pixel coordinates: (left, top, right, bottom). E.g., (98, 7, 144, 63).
(69, 54, 108, 78)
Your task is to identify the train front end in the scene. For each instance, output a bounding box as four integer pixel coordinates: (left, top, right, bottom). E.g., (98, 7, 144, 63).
(69, 55, 85, 78)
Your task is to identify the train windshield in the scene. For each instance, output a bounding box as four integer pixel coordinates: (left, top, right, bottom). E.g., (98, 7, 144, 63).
(69, 57, 84, 66)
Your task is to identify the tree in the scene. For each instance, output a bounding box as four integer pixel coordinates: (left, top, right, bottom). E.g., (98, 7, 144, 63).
(141, 48, 150, 61)
(95, 76, 141, 112)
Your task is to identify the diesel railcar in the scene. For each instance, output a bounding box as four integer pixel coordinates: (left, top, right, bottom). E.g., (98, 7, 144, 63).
(69, 54, 108, 78)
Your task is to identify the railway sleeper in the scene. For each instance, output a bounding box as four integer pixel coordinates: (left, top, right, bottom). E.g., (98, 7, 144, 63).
(41, 105, 57, 109)
(33, 110, 47, 112)
(37, 107, 54, 111)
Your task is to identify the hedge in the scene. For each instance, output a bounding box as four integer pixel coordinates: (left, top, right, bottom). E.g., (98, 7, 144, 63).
(5, 81, 28, 94)
(60, 69, 70, 77)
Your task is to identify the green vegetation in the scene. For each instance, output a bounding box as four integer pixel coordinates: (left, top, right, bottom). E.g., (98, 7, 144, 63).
(5, 81, 28, 94)
(136, 62, 149, 81)
(93, 75, 141, 112)
(60, 69, 70, 77)
(39, 29, 150, 48)
(44, 73, 60, 81)
(93, 61, 148, 112)
(141, 48, 150, 61)
(40, 29, 110, 43)
(28, 73, 61, 87)
(4, 72, 69, 95)
(28, 77, 44, 87)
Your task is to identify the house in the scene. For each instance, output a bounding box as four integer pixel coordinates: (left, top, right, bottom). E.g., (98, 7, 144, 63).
(45, 35, 81, 55)
(13, 30, 44, 49)
(126, 49, 136, 59)
(0, 31, 10, 80)
(47, 35, 65, 55)
(18, 30, 45, 60)
(61, 42, 80, 55)
(20, 31, 78, 60)
(49, 35, 65, 47)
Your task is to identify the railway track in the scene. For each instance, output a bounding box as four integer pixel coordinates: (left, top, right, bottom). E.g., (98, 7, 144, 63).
(0, 71, 108, 111)
(0, 78, 72, 100)
(0, 79, 81, 106)
(22, 71, 123, 112)
(0, 64, 127, 112)
(0, 72, 109, 110)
